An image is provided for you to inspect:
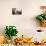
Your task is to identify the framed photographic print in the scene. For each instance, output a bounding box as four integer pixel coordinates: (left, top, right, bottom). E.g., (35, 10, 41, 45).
(12, 8, 22, 15)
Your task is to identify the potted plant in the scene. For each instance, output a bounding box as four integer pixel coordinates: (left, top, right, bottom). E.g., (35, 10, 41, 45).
(5, 26, 18, 43)
(36, 6, 46, 27)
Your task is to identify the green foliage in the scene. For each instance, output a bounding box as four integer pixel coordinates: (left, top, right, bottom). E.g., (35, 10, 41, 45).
(5, 26, 18, 38)
(36, 15, 44, 21)
(44, 15, 46, 20)
(36, 14, 46, 21)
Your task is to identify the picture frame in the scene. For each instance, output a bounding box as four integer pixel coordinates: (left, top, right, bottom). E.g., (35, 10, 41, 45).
(12, 8, 22, 15)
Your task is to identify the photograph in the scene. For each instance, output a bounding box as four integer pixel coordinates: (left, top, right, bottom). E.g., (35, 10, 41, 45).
(12, 8, 22, 15)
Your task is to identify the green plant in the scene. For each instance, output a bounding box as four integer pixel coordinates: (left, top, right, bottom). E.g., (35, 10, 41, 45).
(36, 14, 46, 21)
(5, 26, 18, 39)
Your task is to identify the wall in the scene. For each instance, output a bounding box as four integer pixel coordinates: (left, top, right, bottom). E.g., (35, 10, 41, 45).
(0, 0, 46, 40)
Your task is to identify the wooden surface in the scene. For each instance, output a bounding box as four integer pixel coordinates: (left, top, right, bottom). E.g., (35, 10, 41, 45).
(14, 43, 46, 46)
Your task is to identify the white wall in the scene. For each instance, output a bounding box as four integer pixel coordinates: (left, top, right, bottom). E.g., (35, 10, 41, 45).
(0, 0, 46, 39)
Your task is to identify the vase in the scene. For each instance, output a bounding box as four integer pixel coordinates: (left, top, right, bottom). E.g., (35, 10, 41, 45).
(11, 36, 17, 44)
(41, 20, 46, 27)
(7, 39, 12, 44)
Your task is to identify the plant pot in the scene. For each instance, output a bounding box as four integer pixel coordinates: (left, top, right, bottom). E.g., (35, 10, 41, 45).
(41, 20, 46, 27)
